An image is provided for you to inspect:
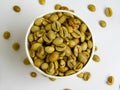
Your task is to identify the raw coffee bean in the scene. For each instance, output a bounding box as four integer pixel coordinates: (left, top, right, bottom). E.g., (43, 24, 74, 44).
(63, 88, 71, 90)
(23, 57, 30, 65)
(99, 20, 107, 28)
(49, 77, 56, 81)
(88, 4, 96, 12)
(13, 5, 21, 12)
(3, 31, 10, 39)
(105, 7, 113, 17)
(92, 54, 100, 62)
(54, 4, 61, 10)
(30, 72, 37, 78)
(39, 0, 46, 5)
(83, 72, 91, 81)
(12, 42, 20, 51)
(77, 72, 84, 78)
(94, 46, 98, 52)
(106, 76, 114, 85)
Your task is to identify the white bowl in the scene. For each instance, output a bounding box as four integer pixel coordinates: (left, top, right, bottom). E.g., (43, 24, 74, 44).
(25, 10, 94, 79)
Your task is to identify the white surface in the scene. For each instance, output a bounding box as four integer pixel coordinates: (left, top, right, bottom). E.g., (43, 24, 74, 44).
(0, 0, 120, 90)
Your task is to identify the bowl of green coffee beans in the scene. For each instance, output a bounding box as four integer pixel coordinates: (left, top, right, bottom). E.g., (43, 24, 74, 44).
(25, 10, 94, 78)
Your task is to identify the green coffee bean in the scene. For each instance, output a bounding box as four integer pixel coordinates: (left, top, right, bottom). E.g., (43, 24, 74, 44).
(12, 42, 20, 51)
(53, 37, 63, 45)
(77, 72, 84, 78)
(92, 54, 100, 62)
(45, 46, 55, 53)
(34, 59, 44, 67)
(54, 4, 61, 10)
(105, 7, 113, 17)
(48, 52, 59, 62)
(47, 30, 56, 40)
(13, 5, 21, 12)
(3, 31, 10, 39)
(30, 72, 37, 78)
(23, 57, 30, 65)
(78, 53, 88, 64)
(31, 25, 40, 32)
(88, 4, 96, 12)
(55, 44, 66, 51)
(49, 14, 58, 22)
(106, 76, 114, 85)
(87, 40, 93, 49)
(34, 18, 43, 26)
(83, 72, 91, 81)
(52, 21, 61, 32)
(49, 77, 56, 81)
(59, 26, 69, 38)
(39, 0, 46, 5)
(99, 20, 107, 28)
(41, 63, 49, 70)
(65, 70, 75, 76)
(28, 34, 34, 42)
(63, 88, 71, 90)
(80, 23, 87, 32)
(31, 43, 41, 51)
(74, 62, 83, 71)
(94, 46, 98, 52)
(60, 6, 69, 10)
(71, 29, 81, 38)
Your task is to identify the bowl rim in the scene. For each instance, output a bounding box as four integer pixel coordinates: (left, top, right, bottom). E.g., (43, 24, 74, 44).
(25, 10, 95, 79)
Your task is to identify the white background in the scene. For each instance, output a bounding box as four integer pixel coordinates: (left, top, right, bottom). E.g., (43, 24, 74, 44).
(0, 0, 120, 90)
